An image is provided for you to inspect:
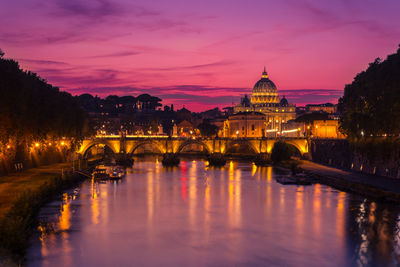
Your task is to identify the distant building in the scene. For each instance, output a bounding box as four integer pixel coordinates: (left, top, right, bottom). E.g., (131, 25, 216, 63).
(234, 68, 296, 131)
(223, 112, 266, 138)
(222, 107, 234, 116)
(306, 103, 336, 114)
(280, 120, 304, 138)
(177, 120, 196, 137)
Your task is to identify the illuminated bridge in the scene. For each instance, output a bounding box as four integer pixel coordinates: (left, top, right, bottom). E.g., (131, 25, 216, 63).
(77, 135, 309, 158)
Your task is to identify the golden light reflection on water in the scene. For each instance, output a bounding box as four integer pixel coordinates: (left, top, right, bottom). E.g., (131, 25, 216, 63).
(202, 171, 212, 245)
(295, 186, 304, 237)
(189, 160, 197, 227)
(59, 193, 71, 231)
(313, 184, 321, 237)
(337, 191, 346, 239)
(228, 161, 241, 228)
(266, 167, 272, 216)
(30, 160, 400, 266)
(251, 163, 257, 176)
(280, 187, 285, 206)
(91, 179, 100, 225)
(147, 167, 154, 223)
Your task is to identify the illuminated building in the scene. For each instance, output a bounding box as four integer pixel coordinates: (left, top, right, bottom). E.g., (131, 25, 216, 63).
(177, 120, 197, 136)
(234, 68, 296, 131)
(312, 120, 345, 139)
(306, 103, 336, 114)
(223, 112, 267, 137)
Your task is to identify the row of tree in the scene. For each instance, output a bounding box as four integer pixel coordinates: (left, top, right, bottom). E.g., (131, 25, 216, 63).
(78, 93, 162, 115)
(338, 45, 400, 139)
(0, 50, 90, 161)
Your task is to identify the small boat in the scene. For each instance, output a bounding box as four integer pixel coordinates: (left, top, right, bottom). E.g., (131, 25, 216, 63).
(109, 166, 126, 180)
(276, 175, 312, 186)
(93, 166, 110, 180)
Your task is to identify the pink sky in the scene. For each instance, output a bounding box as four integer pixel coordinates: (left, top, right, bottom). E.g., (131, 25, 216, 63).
(1, 0, 399, 111)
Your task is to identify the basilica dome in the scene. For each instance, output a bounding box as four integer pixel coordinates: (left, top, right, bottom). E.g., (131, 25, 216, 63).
(251, 68, 279, 104)
(280, 96, 288, 106)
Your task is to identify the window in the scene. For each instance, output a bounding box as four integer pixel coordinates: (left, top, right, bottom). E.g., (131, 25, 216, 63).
(251, 124, 255, 131)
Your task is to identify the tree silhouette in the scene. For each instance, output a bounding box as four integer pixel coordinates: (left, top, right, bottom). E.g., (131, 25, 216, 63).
(338, 45, 400, 139)
(0, 50, 89, 156)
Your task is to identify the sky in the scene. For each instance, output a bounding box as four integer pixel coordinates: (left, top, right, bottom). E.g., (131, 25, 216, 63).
(1, 0, 399, 111)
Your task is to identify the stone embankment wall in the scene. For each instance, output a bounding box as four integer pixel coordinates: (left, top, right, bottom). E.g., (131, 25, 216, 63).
(311, 139, 400, 179)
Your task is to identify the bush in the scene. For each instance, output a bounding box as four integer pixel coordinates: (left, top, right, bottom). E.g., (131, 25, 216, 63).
(270, 141, 295, 163)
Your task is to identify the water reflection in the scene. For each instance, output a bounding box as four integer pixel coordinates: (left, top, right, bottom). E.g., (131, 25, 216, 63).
(347, 197, 400, 266)
(28, 159, 400, 266)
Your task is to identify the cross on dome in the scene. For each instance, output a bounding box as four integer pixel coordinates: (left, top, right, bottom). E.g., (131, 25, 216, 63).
(262, 67, 268, 78)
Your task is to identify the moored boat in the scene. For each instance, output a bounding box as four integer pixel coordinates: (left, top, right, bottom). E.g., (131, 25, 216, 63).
(93, 166, 110, 180)
(109, 166, 126, 179)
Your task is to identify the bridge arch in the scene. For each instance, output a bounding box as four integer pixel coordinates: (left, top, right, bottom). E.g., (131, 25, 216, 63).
(80, 140, 118, 158)
(283, 139, 308, 155)
(129, 140, 164, 155)
(176, 139, 211, 154)
(225, 139, 258, 154)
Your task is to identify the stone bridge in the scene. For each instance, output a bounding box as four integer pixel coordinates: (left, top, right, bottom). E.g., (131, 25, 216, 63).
(77, 135, 309, 157)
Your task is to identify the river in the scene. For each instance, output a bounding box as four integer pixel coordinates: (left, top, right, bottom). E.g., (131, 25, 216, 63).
(27, 158, 400, 266)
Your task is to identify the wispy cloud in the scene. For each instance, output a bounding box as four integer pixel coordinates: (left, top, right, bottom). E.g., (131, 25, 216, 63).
(85, 51, 141, 58)
(18, 58, 69, 66)
(140, 60, 236, 72)
(50, 0, 126, 19)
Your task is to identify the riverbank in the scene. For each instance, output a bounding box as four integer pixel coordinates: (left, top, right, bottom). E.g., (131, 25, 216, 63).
(0, 162, 90, 266)
(299, 160, 400, 202)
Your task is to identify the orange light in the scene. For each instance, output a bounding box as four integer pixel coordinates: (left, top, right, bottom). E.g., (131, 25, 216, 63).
(35, 143, 39, 148)
(61, 141, 65, 146)
(6, 145, 11, 149)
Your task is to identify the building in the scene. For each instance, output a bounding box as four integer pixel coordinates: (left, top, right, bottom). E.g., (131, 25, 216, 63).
(177, 120, 197, 137)
(312, 120, 345, 139)
(223, 112, 267, 138)
(306, 103, 336, 114)
(234, 68, 296, 131)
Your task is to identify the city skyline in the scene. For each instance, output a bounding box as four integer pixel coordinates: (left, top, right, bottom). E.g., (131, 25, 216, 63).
(1, 0, 399, 111)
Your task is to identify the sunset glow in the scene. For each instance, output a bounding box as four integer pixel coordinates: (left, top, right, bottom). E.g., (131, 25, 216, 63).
(1, 0, 399, 111)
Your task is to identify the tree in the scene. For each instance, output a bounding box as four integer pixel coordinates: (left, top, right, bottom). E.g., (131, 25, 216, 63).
(197, 122, 219, 137)
(337, 45, 400, 139)
(0, 51, 89, 159)
(270, 141, 295, 163)
(294, 112, 329, 124)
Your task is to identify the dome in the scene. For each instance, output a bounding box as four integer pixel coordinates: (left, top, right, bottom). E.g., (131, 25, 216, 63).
(253, 74, 277, 94)
(280, 96, 288, 106)
(251, 67, 280, 104)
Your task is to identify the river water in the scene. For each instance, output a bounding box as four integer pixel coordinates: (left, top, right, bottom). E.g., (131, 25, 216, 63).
(27, 158, 400, 266)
